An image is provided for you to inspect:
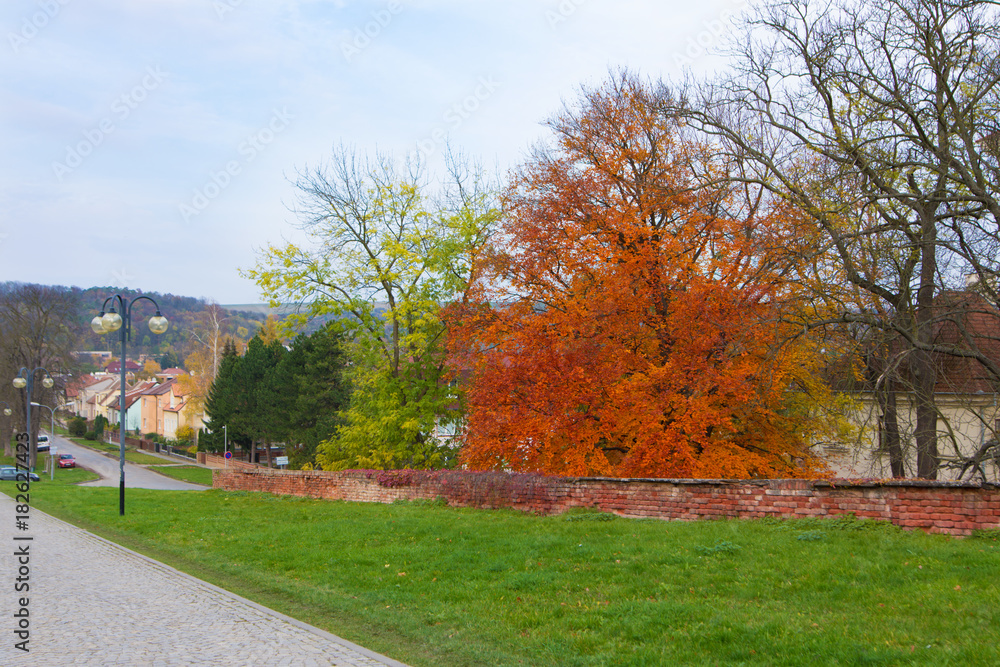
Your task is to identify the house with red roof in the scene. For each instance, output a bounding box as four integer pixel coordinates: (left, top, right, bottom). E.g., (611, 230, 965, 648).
(137, 377, 204, 441)
(71, 376, 121, 422)
(106, 381, 157, 433)
(105, 359, 142, 374)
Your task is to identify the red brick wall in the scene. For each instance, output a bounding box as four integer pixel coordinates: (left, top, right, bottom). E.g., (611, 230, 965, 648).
(212, 469, 1000, 536)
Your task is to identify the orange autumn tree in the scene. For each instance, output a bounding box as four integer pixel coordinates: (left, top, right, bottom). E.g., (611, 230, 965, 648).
(447, 73, 827, 478)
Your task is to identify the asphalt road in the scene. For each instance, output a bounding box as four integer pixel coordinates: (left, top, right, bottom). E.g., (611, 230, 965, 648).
(44, 431, 208, 491)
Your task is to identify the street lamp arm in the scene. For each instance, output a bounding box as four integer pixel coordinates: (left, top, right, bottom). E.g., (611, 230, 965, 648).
(126, 295, 169, 337)
(128, 295, 163, 312)
(100, 295, 121, 312)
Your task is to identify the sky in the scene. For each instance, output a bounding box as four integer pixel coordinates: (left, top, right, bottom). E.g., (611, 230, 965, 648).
(1, 0, 745, 306)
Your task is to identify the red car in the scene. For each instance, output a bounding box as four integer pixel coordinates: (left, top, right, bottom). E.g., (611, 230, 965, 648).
(57, 454, 76, 469)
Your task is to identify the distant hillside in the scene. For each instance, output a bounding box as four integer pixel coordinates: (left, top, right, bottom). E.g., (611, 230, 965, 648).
(222, 303, 299, 316)
(83, 289, 274, 357)
(223, 302, 391, 335)
(3, 283, 268, 363)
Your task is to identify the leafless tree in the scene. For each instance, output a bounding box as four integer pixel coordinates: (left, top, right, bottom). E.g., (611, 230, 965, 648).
(674, 0, 1000, 477)
(0, 283, 80, 467)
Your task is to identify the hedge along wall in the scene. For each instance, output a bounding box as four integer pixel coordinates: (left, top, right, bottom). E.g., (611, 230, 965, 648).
(212, 468, 1000, 536)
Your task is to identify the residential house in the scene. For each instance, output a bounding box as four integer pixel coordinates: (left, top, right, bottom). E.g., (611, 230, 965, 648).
(139, 380, 174, 437)
(72, 376, 121, 422)
(105, 381, 157, 433)
(137, 378, 204, 440)
(93, 378, 125, 423)
(105, 359, 142, 375)
(825, 291, 1000, 481)
(65, 374, 98, 417)
(156, 367, 186, 381)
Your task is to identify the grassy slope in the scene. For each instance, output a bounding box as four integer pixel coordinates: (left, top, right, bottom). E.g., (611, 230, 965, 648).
(7, 480, 1000, 667)
(148, 465, 213, 486)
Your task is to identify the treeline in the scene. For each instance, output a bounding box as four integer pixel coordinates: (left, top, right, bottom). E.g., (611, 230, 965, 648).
(0, 283, 77, 468)
(231, 0, 1000, 481)
(0, 282, 268, 368)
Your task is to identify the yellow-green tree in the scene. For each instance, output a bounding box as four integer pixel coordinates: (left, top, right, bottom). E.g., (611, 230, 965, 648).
(243, 147, 497, 470)
(139, 358, 161, 380)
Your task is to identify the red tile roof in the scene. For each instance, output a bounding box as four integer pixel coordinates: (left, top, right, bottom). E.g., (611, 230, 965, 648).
(931, 291, 1000, 393)
(105, 360, 142, 373)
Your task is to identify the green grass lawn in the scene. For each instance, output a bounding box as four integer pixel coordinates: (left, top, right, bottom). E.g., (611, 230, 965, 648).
(0, 454, 100, 485)
(7, 483, 1000, 666)
(148, 465, 213, 486)
(69, 436, 119, 454)
(122, 450, 174, 465)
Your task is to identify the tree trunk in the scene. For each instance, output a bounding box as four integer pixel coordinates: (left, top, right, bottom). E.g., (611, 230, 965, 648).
(911, 349, 938, 479)
(877, 381, 905, 478)
(912, 209, 939, 479)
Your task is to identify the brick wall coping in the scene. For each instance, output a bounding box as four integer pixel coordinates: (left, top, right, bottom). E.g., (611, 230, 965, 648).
(213, 468, 1000, 536)
(217, 468, 1000, 491)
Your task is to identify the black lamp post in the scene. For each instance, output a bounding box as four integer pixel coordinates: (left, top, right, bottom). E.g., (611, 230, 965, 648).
(91, 294, 169, 516)
(12, 368, 54, 470)
(31, 401, 69, 480)
(0, 401, 13, 455)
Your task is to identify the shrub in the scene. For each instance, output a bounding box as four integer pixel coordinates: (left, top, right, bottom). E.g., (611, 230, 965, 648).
(694, 540, 742, 556)
(84, 431, 97, 441)
(69, 417, 87, 438)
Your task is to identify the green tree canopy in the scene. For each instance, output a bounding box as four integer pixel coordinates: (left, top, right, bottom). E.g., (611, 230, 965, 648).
(262, 323, 349, 468)
(244, 147, 497, 470)
(203, 339, 243, 453)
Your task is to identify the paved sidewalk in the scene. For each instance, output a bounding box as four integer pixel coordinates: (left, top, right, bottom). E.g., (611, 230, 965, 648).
(0, 494, 409, 666)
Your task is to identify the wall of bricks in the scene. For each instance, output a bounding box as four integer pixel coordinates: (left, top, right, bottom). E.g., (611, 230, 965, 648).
(212, 469, 1000, 536)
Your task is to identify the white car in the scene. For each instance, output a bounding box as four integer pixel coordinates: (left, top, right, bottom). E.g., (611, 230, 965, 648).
(36, 435, 50, 452)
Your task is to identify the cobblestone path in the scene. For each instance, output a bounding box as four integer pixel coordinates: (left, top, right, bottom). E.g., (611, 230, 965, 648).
(0, 494, 409, 666)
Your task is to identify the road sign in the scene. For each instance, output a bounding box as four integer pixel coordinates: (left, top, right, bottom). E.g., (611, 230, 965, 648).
(224, 451, 232, 459)
(275, 456, 289, 466)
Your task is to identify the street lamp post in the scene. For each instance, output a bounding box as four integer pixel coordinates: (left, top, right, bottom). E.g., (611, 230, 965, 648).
(30, 401, 70, 479)
(12, 368, 54, 471)
(91, 294, 169, 516)
(30, 402, 56, 479)
(30, 402, 55, 442)
(0, 401, 13, 455)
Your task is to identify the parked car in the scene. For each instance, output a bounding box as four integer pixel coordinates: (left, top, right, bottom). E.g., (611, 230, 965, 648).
(36, 435, 50, 452)
(57, 454, 76, 469)
(0, 466, 40, 482)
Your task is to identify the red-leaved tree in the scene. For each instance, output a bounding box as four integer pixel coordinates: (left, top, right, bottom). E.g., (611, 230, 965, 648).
(446, 73, 828, 478)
